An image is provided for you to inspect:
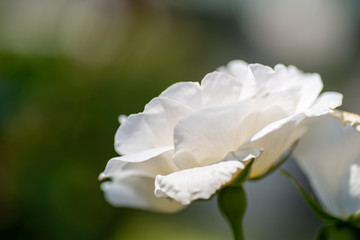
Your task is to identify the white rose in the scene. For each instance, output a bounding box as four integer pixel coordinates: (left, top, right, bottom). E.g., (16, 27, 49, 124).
(99, 60, 342, 212)
(294, 111, 360, 219)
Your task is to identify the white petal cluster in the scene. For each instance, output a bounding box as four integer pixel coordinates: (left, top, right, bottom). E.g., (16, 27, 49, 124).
(294, 111, 360, 219)
(99, 60, 342, 212)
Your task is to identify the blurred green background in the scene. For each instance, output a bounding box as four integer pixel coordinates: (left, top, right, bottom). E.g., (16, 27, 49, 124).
(1, 0, 360, 239)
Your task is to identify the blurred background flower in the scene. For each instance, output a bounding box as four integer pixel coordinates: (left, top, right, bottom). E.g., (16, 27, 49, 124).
(0, 0, 360, 239)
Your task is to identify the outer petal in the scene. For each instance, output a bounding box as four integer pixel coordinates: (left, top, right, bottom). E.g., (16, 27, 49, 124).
(269, 64, 324, 114)
(118, 114, 127, 124)
(100, 150, 179, 183)
(310, 92, 343, 113)
(99, 151, 183, 212)
(312, 92, 343, 109)
(159, 81, 202, 110)
(291, 72, 323, 114)
(115, 97, 193, 155)
(218, 60, 257, 100)
(303, 92, 343, 118)
(154, 158, 250, 205)
(248, 63, 275, 87)
(242, 113, 307, 177)
(200, 72, 244, 107)
(294, 115, 360, 219)
(101, 178, 183, 212)
(173, 92, 293, 169)
(217, 60, 249, 78)
(241, 90, 341, 177)
(114, 146, 173, 163)
(159, 71, 248, 110)
(154, 147, 261, 205)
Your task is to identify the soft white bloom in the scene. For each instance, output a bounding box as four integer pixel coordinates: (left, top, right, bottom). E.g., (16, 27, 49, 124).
(294, 111, 360, 219)
(99, 60, 342, 212)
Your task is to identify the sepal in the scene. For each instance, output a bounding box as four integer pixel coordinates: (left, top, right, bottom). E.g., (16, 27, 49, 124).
(280, 170, 340, 223)
(282, 170, 360, 239)
(229, 158, 254, 187)
(347, 211, 360, 228)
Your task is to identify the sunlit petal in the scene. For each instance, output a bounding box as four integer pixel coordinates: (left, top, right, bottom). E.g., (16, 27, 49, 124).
(294, 115, 360, 218)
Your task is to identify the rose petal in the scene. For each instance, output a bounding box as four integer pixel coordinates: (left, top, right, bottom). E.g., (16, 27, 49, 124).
(218, 60, 249, 78)
(173, 92, 293, 169)
(243, 91, 342, 177)
(159, 81, 202, 110)
(294, 72, 323, 113)
(100, 151, 183, 212)
(154, 158, 250, 205)
(118, 115, 127, 124)
(269, 64, 324, 114)
(218, 60, 257, 100)
(241, 113, 307, 177)
(100, 150, 179, 180)
(311, 92, 343, 110)
(243, 90, 341, 177)
(223, 147, 263, 162)
(248, 63, 275, 87)
(101, 178, 183, 213)
(200, 72, 244, 107)
(114, 146, 174, 163)
(303, 92, 343, 117)
(115, 97, 193, 155)
(294, 115, 360, 218)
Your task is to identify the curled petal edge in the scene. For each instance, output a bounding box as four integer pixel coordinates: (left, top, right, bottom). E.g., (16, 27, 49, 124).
(154, 148, 262, 205)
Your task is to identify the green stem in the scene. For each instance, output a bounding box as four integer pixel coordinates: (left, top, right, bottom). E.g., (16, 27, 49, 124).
(218, 186, 247, 240)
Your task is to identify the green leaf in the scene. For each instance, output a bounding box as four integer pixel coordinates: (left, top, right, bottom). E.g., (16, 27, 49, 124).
(280, 170, 341, 224)
(218, 186, 247, 240)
